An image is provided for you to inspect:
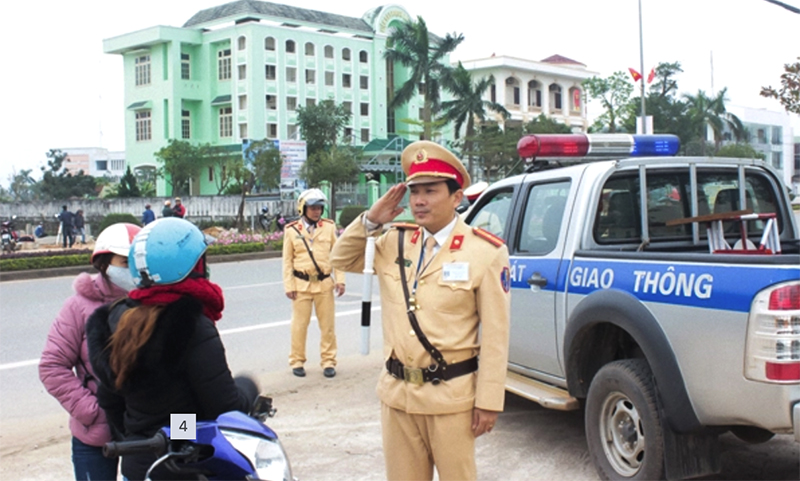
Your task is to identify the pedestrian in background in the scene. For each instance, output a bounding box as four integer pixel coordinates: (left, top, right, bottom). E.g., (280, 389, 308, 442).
(39, 222, 141, 481)
(59, 205, 76, 248)
(161, 200, 174, 218)
(331, 141, 511, 481)
(283, 189, 345, 378)
(141, 204, 155, 225)
(173, 197, 186, 218)
(74, 210, 86, 244)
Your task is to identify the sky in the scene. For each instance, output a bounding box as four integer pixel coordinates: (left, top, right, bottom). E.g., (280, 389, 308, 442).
(2, 0, 798, 187)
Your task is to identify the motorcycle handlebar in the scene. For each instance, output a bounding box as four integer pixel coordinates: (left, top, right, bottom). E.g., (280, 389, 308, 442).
(103, 432, 168, 458)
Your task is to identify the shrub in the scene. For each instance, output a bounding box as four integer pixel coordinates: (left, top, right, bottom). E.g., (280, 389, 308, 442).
(206, 242, 265, 256)
(0, 253, 92, 271)
(98, 213, 141, 234)
(339, 205, 367, 228)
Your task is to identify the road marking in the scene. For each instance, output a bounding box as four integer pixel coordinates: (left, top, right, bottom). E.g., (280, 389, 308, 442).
(224, 281, 284, 290)
(1, 306, 382, 371)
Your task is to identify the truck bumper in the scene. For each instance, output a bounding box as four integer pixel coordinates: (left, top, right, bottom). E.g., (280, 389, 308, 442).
(795, 403, 800, 443)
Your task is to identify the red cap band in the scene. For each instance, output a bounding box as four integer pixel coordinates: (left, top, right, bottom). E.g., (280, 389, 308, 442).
(407, 158, 464, 187)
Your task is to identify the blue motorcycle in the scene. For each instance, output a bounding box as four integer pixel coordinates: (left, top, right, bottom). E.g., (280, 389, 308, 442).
(103, 397, 294, 481)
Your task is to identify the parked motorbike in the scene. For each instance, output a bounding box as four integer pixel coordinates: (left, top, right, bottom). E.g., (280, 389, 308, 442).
(260, 207, 298, 232)
(103, 396, 293, 481)
(1, 215, 20, 253)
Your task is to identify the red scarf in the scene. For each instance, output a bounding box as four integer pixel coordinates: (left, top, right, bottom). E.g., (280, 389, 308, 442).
(128, 277, 225, 322)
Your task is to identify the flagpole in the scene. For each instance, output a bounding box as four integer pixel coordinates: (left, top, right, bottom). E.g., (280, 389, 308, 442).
(638, 0, 647, 133)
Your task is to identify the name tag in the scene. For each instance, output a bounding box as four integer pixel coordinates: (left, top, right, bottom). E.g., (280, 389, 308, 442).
(442, 262, 469, 282)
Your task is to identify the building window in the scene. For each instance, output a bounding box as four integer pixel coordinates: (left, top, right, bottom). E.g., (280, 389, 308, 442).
(135, 55, 151, 86)
(267, 123, 278, 139)
(343, 101, 352, 113)
(286, 40, 296, 53)
(570, 87, 581, 112)
(490, 84, 496, 103)
(266, 94, 277, 110)
(505, 77, 520, 106)
(135, 110, 151, 141)
(360, 75, 369, 89)
(361, 128, 369, 143)
(287, 96, 297, 111)
(96, 160, 108, 171)
(359, 51, 368, 63)
(288, 124, 298, 139)
(550, 84, 562, 111)
(219, 107, 233, 138)
(266, 64, 276, 80)
(286, 67, 297, 83)
(772, 127, 782, 145)
(208, 166, 214, 182)
(324, 45, 334, 59)
(342, 48, 351, 61)
(239, 123, 248, 140)
(305, 69, 316, 84)
(181, 109, 191, 139)
(237, 36, 246, 50)
(757, 128, 766, 144)
(218, 49, 231, 80)
(360, 103, 369, 116)
(344, 127, 353, 140)
(238, 95, 247, 110)
(305, 42, 315, 56)
(181, 53, 190, 80)
(110, 159, 125, 171)
(325, 71, 334, 86)
(528, 80, 542, 107)
(342, 73, 351, 88)
(265, 37, 275, 51)
(773, 152, 783, 169)
(238, 64, 247, 80)
(306, 98, 316, 108)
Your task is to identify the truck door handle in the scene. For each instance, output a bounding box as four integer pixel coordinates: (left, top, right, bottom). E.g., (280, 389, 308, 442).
(527, 273, 547, 287)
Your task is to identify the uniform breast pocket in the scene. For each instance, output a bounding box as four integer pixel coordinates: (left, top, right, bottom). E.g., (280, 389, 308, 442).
(381, 270, 409, 306)
(433, 278, 474, 313)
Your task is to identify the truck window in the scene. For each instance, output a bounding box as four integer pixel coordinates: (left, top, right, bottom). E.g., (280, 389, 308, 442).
(594, 169, 781, 244)
(517, 180, 571, 255)
(469, 189, 513, 240)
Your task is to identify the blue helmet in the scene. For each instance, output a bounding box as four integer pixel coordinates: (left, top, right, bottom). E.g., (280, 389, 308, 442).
(128, 217, 208, 287)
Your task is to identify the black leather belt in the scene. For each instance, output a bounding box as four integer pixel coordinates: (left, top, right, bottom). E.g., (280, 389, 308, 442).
(293, 270, 330, 282)
(386, 356, 478, 386)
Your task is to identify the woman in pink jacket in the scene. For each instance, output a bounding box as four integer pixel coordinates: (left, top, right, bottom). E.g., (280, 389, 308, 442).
(39, 222, 141, 481)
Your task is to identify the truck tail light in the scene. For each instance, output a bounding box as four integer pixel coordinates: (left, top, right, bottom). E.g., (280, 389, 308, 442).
(745, 281, 800, 383)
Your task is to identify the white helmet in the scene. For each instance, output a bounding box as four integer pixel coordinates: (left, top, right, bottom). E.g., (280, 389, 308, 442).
(92, 223, 141, 262)
(297, 188, 327, 216)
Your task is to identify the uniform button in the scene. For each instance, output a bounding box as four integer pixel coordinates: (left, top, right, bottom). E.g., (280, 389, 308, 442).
(409, 330, 415, 336)
(420, 280, 425, 285)
(407, 356, 413, 363)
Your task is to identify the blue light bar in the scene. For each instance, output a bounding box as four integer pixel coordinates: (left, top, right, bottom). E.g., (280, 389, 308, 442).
(630, 134, 681, 156)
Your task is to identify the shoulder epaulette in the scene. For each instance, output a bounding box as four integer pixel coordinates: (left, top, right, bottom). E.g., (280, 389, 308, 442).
(321, 218, 335, 224)
(285, 220, 300, 229)
(472, 227, 505, 247)
(390, 222, 419, 230)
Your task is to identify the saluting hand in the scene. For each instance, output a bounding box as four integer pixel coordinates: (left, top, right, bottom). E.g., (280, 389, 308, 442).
(366, 183, 407, 226)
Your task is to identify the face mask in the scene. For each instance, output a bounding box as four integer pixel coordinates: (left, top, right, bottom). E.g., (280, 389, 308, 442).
(106, 265, 137, 292)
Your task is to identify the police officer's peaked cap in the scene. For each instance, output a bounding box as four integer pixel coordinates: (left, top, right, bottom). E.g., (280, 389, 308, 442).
(401, 141, 470, 190)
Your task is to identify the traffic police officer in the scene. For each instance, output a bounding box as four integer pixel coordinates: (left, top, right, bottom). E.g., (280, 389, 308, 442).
(283, 188, 345, 378)
(331, 141, 511, 480)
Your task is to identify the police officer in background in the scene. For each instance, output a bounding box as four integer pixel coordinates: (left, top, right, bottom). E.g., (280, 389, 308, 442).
(283, 189, 345, 378)
(331, 141, 510, 481)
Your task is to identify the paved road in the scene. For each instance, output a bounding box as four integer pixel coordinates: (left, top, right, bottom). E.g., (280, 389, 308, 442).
(1, 257, 797, 480)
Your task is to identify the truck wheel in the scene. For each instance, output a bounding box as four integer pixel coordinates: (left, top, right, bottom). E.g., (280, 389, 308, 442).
(585, 359, 665, 480)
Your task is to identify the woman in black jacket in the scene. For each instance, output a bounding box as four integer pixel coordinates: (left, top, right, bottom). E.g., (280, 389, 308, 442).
(87, 218, 257, 481)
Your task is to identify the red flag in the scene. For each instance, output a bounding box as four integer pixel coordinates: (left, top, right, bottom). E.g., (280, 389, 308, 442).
(647, 67, 656, 84)
(628, 68, 642, 82)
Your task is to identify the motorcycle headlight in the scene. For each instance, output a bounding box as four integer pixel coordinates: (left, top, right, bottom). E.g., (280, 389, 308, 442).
(220, 428, 293, 481)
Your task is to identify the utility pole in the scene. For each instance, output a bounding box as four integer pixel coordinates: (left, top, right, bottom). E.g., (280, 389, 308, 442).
(638, 0, 647, 133)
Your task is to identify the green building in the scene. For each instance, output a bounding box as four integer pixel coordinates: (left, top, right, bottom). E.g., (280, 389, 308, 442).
(105, 0, 454, 196)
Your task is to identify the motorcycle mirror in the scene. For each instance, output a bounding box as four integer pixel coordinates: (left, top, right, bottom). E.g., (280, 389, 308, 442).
(250, 395, 276, 422)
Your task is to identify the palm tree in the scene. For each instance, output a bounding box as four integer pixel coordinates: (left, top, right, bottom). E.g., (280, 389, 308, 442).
(682, 88, 743, 154)
(384, 16, 464, 140)
(440, 62, 509, 177)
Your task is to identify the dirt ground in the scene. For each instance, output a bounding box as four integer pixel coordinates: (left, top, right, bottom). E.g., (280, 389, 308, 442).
(2, 350, 798, 480)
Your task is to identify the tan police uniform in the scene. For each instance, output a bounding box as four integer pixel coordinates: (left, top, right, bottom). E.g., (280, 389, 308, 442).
(330, 141, 511, 481)
(283, 217, 344, 370)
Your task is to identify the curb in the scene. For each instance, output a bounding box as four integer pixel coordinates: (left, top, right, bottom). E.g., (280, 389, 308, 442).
(0, 251, 282, 283)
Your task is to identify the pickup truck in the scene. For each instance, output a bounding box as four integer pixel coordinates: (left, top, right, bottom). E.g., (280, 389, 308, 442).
(464, 134, 800, 480)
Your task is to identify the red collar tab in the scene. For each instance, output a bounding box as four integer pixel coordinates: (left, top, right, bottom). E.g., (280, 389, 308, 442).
(410, 229, 421, 244)
(449, 235, 464, 250)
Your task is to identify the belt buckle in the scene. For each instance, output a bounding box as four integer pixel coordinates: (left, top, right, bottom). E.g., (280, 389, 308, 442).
(403, 366, 424, 386)
(309, 274, 318, 282)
